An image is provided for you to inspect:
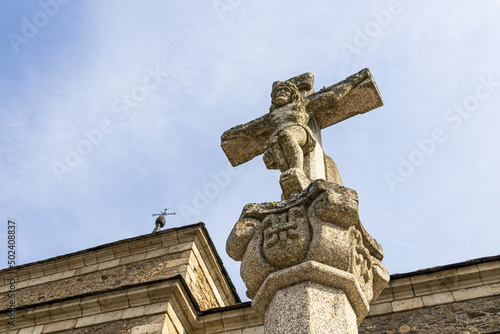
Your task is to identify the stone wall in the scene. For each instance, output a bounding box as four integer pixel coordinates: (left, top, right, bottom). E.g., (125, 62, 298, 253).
(1, 222, 498, 333)
(0, 223, 239, 333)
(359, 255, 500, 333)
(190, 255, 500, 334)
(359, 295, 500, 333)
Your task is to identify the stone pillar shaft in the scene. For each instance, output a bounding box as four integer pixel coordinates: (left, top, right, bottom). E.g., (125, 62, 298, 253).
(265, 281, 357, 334)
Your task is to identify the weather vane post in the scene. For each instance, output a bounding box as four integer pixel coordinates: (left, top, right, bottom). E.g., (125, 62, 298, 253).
(152, 208, 175, 233)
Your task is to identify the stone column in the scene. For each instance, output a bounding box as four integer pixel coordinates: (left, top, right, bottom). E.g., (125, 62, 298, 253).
(226, 180, 389, 333)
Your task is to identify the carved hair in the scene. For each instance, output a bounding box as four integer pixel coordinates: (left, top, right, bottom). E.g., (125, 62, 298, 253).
(270, 81, 303, 112)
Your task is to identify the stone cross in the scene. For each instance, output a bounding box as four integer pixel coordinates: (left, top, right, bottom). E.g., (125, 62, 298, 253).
(221, 68, 383, 199)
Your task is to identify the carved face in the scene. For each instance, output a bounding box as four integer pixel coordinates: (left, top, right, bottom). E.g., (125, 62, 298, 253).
(270, 81, 303, 110)
(273, 86, 292, 107)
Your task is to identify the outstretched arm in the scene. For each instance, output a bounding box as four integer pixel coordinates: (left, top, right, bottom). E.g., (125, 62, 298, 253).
(306, 69, 382, 130)
(324, 68, 371, 102)
(307, 68, 371, 110)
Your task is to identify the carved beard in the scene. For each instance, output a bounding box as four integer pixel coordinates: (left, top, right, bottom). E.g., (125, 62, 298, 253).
(274, 94, 290, 107)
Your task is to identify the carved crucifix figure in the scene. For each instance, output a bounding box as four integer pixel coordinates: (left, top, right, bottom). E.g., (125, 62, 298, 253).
(221, 68, 383, 199)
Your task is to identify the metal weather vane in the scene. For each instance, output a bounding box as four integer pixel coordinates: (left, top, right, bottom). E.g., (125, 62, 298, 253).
(152, 208, 176, 233)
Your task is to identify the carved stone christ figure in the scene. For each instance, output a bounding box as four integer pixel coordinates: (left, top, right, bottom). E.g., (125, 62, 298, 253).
(221, 69, 383, 199)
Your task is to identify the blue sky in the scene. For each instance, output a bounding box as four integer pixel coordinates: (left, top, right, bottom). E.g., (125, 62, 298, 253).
(1, 1, 500, 300)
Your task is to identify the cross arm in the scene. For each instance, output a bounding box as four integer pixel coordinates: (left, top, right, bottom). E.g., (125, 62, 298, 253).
(306, 69, 383, 130)
(221, 113, 272, 167)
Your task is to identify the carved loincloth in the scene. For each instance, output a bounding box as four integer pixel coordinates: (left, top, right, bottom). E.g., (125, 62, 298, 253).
(263, 124, 317, 170)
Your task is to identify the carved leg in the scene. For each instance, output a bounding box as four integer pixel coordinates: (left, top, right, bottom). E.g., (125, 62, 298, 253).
(267, 135, 289, 172)
(277, 126, 307, 170)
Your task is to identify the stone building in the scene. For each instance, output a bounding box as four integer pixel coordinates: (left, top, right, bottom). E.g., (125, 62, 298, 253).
(1, 222, 499, 333)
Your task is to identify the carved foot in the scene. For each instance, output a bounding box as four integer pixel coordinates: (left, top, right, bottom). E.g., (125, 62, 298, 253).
(279, 167, 310, 200)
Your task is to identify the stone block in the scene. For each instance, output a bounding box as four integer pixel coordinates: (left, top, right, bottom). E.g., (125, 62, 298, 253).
(16, 268, 32, 280)
(28, 275, 51, 286)
(391, 297, 424, 312)
(82, 252, 98, 265)
(33, 304, 51, 323)
(144, 235, 163, 251)
(490, 282, 500, 295)
(178, 229, 198, 243)
(122, 305, 146, 319)
(242, 307, 261, 327)
(53, 259, 70, 271)
(144, 302, 169, 315)
(42, 263, 57, 276)
(144, 248, 167, 260)
(421, 291, 455, 307)
(452, 285, 491, 302)
(48, 272, 64, 281)
(15, 279, 30, 289)
(367, 302, 392, 316)
(457, 265, 482, 289)
(60, 269, 76, 279)
(202, 312, 224, 333)
(75, 310, 124, 328)
(390, 277, 414, 300)
(411, 269, 460, 296)
(478, 261, 500, 285)
(74, 263, 99, 276)
(168, 241, 194, 254)
(28, 265, 44, 279)
(19, 327, 40, 334)
(120, 253, 146, 265)
(111, 243, 130, 258)
(97, 259, 120, 270)
(98, 292, 130, 312)
(372, 287, 394, 303)
(41, 319, 77, 333)
(95, 249, 114, 263)
(49, 299, 81, 321)
(127, 286, 150, 307)
(80, 296, 100, 316)
(243, 326, 265, 334)
(161, 232, 179, 248)
(68, 255, 85, 269)
(130, 323, 164, 334)
(128, 240, 147, 255)
(165, 302, 186, 334)
(222, 309, 244, 331)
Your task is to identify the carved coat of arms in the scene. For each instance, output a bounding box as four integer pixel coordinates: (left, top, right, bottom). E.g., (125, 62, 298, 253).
(262, 205, 310, 269)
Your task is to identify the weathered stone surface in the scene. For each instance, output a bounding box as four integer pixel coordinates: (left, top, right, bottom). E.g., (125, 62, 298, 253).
(0, 251, 194, 310)
(264, 281, 357, 334)
(359, 294, 500, 333)
(54, 313, 168, 334)
(227, 179, 389, 331)
(253, 261, 369, 326)
(227, 180, 388, 301)
(0, 223, 239, 321)
(221, 69, 383, 199)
